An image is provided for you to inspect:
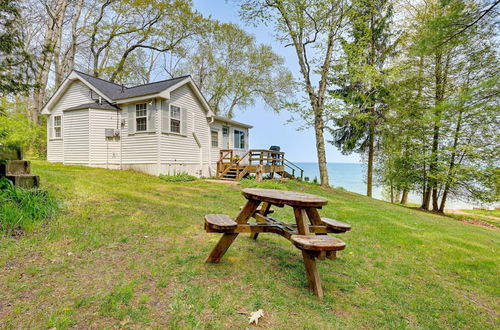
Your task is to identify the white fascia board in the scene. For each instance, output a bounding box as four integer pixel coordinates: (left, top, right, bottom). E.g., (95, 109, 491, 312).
(114, 94, 164, 104)
(211, 116, 253, 129)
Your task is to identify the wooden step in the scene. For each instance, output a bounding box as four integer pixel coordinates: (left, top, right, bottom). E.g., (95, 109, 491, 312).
(0, 148, 22, 160)
(4, 175, 40, 188)
(205, 214, 237, 232)
(0, 160, 31, 175)
(291, 235, 346, 251)
(321, 218, 351, 232)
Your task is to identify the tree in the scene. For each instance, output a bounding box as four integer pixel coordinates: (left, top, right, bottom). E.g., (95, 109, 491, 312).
(168, 22, 295, 118)
(377, 0, 499, 211)
(329, 0, 399, 197)
(239, 0, 348, 187)
(0, 0, 32, 96)
(86, 0, 206, 83)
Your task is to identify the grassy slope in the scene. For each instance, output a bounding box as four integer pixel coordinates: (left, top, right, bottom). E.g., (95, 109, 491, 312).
(0, 161, 498, 329)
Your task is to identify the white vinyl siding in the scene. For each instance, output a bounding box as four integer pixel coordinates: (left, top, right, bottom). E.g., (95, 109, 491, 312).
(48, 81, 93, 162)
(121, 101, 158, 164)
(160, 84, 209, 167)
(63, 109, 89, 164)
(89, 108, 121, 166)
(209, 120, 249, 165)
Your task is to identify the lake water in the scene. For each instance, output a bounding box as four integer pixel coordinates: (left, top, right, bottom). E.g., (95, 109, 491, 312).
(294, 162, 478, 209)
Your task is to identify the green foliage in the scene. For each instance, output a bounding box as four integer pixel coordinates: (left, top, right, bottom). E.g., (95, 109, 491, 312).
(0, 101, 46, 157)
(239, 178, 288, 190)
(159, 172, 197, 182)
(173, 21, 296, 118)
(0, 178, 58, 235)
(0, 0, 32, 95)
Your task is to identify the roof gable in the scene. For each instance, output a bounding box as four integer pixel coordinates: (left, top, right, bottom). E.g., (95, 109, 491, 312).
(42, 70, 214, 117)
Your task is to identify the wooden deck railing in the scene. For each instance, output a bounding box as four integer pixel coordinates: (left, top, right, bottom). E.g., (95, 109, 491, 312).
(217, 149, 303, 180)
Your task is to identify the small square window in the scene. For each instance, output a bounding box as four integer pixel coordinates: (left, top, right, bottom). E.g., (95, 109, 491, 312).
(135, 103, 147, 132)
(53, 115, 62, 138)
(211, 130, 219, 148)
(136, 117, 147, 131)
(170, 105, 181, 133)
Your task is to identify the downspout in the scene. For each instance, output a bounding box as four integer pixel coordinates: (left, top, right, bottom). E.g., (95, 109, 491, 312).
(156, 98, 161, 176)
(208, 116, 215, 176)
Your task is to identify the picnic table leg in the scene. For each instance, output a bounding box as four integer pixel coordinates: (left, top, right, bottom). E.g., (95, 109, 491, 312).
(302, 251, 323, 299)
(250, 202, 271, 240)
(293, 207, 310, 235)
(306, 208, 327, 260)
(205, 200, 260, 263)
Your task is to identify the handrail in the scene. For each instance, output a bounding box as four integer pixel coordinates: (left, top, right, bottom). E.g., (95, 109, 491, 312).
(284, 158, 304, 180)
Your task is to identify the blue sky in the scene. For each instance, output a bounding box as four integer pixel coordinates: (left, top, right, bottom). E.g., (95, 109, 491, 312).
(193, 0, 360, 163)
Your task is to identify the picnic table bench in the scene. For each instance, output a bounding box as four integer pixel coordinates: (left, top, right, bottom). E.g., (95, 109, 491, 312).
(204, 188, 351, 298)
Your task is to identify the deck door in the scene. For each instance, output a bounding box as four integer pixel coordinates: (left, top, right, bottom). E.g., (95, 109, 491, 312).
(222, 125, 230, 149)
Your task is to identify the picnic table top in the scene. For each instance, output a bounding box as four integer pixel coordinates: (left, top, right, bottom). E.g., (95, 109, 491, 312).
(241, 188, 328, 207)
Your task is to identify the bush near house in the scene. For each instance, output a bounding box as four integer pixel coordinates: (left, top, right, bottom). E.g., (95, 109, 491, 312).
(159, 172, 197, 182)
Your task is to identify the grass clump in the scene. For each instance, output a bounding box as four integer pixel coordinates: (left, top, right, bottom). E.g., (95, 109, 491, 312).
(0, 178, 57, 235)
(159, 172, 197, 182)
(239, 177, 289, 189)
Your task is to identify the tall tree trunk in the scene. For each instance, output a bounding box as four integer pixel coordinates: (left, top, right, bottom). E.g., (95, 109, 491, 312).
(367, 118, 375, 197)
(400, 189, 408, 204)
(61, 0, 84, 81)
(31, 0, 69, 124)
(439, 108, 463, 213)
(390, 183, 394, 203)
(314, 107, 330, 187)
(430, 52, 445, 212)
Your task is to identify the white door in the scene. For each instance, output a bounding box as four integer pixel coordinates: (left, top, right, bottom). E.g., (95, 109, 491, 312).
(222, 125, 230, 149)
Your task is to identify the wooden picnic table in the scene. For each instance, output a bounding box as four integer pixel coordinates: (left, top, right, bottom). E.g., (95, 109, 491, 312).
(204, 188, 351, 298)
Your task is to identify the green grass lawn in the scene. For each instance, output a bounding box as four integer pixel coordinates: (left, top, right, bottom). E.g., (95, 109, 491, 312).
(1, 161, 499, 329)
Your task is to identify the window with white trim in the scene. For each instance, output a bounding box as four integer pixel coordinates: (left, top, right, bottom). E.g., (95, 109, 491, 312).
(136, 103, 147, 132)
(234, 129, 245, 149)
(54, 115, 62, 138)
(211, 130, 219, 148)
(170, 105, 181, 133)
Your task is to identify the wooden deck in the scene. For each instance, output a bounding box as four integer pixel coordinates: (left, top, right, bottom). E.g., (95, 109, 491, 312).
(216, 149, 304, 181)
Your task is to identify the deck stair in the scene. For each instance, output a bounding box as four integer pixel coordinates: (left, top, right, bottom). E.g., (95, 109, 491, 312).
(217, 149, 304, 182)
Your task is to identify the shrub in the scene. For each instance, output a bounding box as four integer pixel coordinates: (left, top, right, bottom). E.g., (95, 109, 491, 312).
(0, 178, 58, 235)
(159, 172, 197, 182)
(304, 176, 310, 182)
(239, 178, 288, 190)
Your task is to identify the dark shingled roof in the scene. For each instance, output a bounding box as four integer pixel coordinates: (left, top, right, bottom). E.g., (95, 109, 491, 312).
(64, 101, 119, 111)
(74, 70, 190, 101)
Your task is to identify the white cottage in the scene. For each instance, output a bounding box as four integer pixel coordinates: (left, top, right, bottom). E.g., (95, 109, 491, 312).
(41, 70, 252, 177)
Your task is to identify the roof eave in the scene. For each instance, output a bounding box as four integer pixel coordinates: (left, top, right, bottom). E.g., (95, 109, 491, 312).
(114, 93, 165, 104)
(212, 115, 253, 129)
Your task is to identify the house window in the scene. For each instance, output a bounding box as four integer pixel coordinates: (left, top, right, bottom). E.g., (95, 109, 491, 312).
(136, 103, 147, 131)
(170, 105, 181, 133)
(234, 129, 245, 149)
(211, 130, 219, 148)
(54, 115, 62, 138)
